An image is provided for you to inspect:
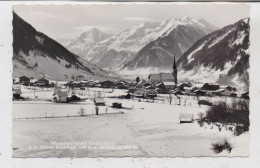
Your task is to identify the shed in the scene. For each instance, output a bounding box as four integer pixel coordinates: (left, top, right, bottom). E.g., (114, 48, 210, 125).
(13, 88, 22, 99)
(112, 102, 122, 108)
(94, 98, 105, 106)
(179, 113, 194, 123)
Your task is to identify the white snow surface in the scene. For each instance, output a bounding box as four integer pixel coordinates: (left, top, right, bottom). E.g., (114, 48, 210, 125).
(13, 91, 249, 157)
(187, 43, 205, 64)
(208, 28, 235, 49)
(13, 50, 115, 81)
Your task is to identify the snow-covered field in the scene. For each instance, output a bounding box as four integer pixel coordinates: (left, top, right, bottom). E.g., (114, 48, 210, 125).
(13, 96, 249, 157)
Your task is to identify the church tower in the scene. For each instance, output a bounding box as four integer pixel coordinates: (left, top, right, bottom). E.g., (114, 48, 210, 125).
(172, 55, 177, 84)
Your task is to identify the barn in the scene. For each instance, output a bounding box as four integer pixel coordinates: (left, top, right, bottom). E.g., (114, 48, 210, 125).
(53, 91, 68, 103)
(19, 75, 30, 85)
(94, 98, 106, 106)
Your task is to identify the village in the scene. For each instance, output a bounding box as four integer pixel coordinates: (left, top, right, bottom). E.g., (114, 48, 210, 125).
(13, 57, 249, 105)
(12, 59, 250, 157)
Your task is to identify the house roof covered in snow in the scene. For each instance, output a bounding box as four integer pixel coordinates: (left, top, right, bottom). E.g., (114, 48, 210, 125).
(13, 88, 22, 94)
(55, 91, 68, 97)
(94, 98, 105, 103)
(148, 74, 161, 80)
(163, 82, 175, 86)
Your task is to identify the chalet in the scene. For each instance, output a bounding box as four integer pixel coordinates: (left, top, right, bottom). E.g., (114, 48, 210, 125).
(36, 78, 49, 86)
(115, 83, 128, 89)
(94, 83, 102, 88)
(216, 89, 229, 96)
(146, 90, 157, 98)
(13, 88, 22, 99)
(128, 86, 137, 93)
(192, 83, 204, 90)
(177, 83, 192, 91)
(100, 80, 114, 88)
(53, 91, 68, 103)
(136, 81, 145, 89)
(94, 98, 105, 106)
(145, 85, 155, 90)
(172, 89, 183, 95)
(19, 75, 30, 85)
(218, 86, 237, 96)
(86, 81, 97, 87)
(201, 83, 220, 91)
(184, 87, 193, 94)
(133, 89, 146, 98)
(194, 89, 206, 96)
(76, 75, 84, 82)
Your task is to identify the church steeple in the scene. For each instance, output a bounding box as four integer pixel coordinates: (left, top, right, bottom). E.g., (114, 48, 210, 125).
(172, 55, 177, 84)
(173, 55, 177, 71)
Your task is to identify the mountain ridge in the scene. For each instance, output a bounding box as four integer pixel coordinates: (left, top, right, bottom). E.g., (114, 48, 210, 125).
(71, 17, 218, 71)
(177, 18, 250, 90)
(13, 12, 114, 81)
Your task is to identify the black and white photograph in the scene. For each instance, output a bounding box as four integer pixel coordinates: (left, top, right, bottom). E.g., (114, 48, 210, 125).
(12, 3, 250, 158)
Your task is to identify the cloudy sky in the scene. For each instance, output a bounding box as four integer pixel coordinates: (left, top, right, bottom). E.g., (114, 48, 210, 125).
(13, 3, 250, 40)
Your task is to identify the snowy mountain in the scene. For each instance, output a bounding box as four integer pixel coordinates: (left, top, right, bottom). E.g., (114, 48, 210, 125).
(121, 17, 218, 75)
(71, 17, 218, 71)
(177, 18, 250, 90)
(65, 28, 109, 57)
(13, 12, 114, 81)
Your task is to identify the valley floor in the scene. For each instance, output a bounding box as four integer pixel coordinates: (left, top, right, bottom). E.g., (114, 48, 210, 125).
(13, 96, 249, 157)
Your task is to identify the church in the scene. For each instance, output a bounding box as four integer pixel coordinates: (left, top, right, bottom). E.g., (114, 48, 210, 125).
(148, 56, 177, 89)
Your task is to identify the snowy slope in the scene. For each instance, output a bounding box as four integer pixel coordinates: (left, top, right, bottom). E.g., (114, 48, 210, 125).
(177, 18, 250, 90)
(74, 17, 218, 71)
(121, 17, 218, 75)
(12, 12, 115, 81)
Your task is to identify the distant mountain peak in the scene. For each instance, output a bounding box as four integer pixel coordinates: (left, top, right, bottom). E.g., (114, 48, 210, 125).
(181, 16, 192, 22)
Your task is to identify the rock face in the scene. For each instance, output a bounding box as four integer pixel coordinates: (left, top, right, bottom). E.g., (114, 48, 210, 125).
(66, 17, 218, 72)
(13, 12, 113, 81)
(177, 18, 250, 90)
